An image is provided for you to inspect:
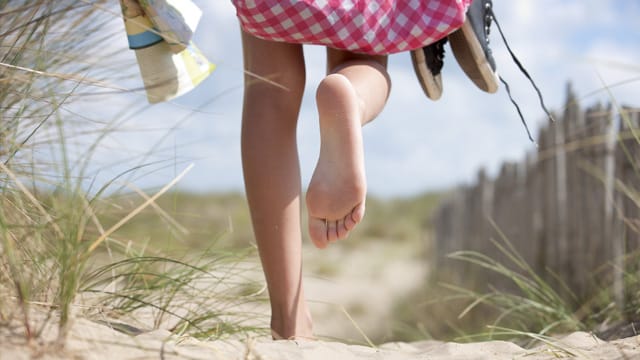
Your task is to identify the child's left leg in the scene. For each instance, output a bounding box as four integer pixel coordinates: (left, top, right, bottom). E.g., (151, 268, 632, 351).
(306, 50, 391, 248)
(240, 31, 312, 339)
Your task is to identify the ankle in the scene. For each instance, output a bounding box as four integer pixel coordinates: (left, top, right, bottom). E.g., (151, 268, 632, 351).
(270, 303, 313, 340)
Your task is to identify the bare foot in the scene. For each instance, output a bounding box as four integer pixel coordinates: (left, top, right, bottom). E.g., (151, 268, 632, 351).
(306, 73, 367, 249)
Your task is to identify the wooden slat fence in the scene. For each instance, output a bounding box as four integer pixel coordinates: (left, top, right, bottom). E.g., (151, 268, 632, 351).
(433, 86, 640, 303)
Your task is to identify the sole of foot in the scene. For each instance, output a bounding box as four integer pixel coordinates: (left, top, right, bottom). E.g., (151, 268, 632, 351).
(306, 73, 367, 249)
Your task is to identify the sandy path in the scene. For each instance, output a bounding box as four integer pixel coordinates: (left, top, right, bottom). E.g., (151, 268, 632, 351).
(5, 238, 639, 359)
(3, 318, 639, 360)
(302, 240, 429, 342)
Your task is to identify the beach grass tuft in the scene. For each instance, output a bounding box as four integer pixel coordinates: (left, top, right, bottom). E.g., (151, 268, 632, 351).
(0, 1, 268, 347)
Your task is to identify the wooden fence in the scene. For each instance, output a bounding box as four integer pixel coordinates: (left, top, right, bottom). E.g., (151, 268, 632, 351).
(432, 86, 640, 302)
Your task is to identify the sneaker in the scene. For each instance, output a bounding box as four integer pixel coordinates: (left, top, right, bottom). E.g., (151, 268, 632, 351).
(451, 0, 555, 143)
(448, 0, 499, 93)
(410, 37, 448, 101)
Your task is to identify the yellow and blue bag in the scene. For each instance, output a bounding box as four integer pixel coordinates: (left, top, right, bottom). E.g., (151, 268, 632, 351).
(120, 0, 215, 103)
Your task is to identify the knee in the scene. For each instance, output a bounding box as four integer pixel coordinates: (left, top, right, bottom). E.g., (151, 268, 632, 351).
(243, 69, 306, 131)
(245, 67, 306, 103)
(246, 69, 305, 114)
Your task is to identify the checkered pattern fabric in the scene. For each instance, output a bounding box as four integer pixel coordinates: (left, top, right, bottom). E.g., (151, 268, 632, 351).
(232, 0, 470, 55)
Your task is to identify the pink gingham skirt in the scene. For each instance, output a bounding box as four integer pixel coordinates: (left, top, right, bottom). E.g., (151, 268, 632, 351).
(232, 0, 470, 55)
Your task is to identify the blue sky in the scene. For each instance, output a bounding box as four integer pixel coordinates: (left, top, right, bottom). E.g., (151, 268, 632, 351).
(75, 0, 640, 197)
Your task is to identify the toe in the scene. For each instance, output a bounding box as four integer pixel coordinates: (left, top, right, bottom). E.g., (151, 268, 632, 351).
(309, 217, 328, 249)
(353, 202, 365, 223)
(336, 218, 349, 239)
(346, 202, 365, 231)
(344, 211, 357, 231)
(326, 220, 339, 243)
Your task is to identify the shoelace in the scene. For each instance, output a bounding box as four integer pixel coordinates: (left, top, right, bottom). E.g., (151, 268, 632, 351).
(426, 37, 448, 76)
(486, 5, 554, 145)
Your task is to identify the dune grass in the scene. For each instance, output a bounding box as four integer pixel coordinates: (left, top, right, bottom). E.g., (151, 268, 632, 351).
(443, 223, 583, 342)
(0, 1, 268, 347)
(391, 224, 640, 345)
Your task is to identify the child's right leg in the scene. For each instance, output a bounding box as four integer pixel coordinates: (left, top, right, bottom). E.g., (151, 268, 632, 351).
(240, 31, 312, 339)
(306, 50, 391, 248)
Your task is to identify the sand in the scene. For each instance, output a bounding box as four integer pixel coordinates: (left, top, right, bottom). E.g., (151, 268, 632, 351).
(3, 241, 639, 359)
(2, 316, 639, 360)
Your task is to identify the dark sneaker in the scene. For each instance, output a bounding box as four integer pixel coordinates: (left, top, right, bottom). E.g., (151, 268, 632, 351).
(451, 0, 554, 143)
(448, 0, 499, 93)
(410, 37, 448, 101)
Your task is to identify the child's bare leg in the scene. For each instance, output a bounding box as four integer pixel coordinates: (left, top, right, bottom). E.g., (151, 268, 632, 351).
(306, 51, 391, 248)
(240, 31, 312, 339)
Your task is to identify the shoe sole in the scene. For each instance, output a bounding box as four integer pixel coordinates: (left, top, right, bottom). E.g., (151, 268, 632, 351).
(410, 48, 443, 101)
(449, 19, 499, 93)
